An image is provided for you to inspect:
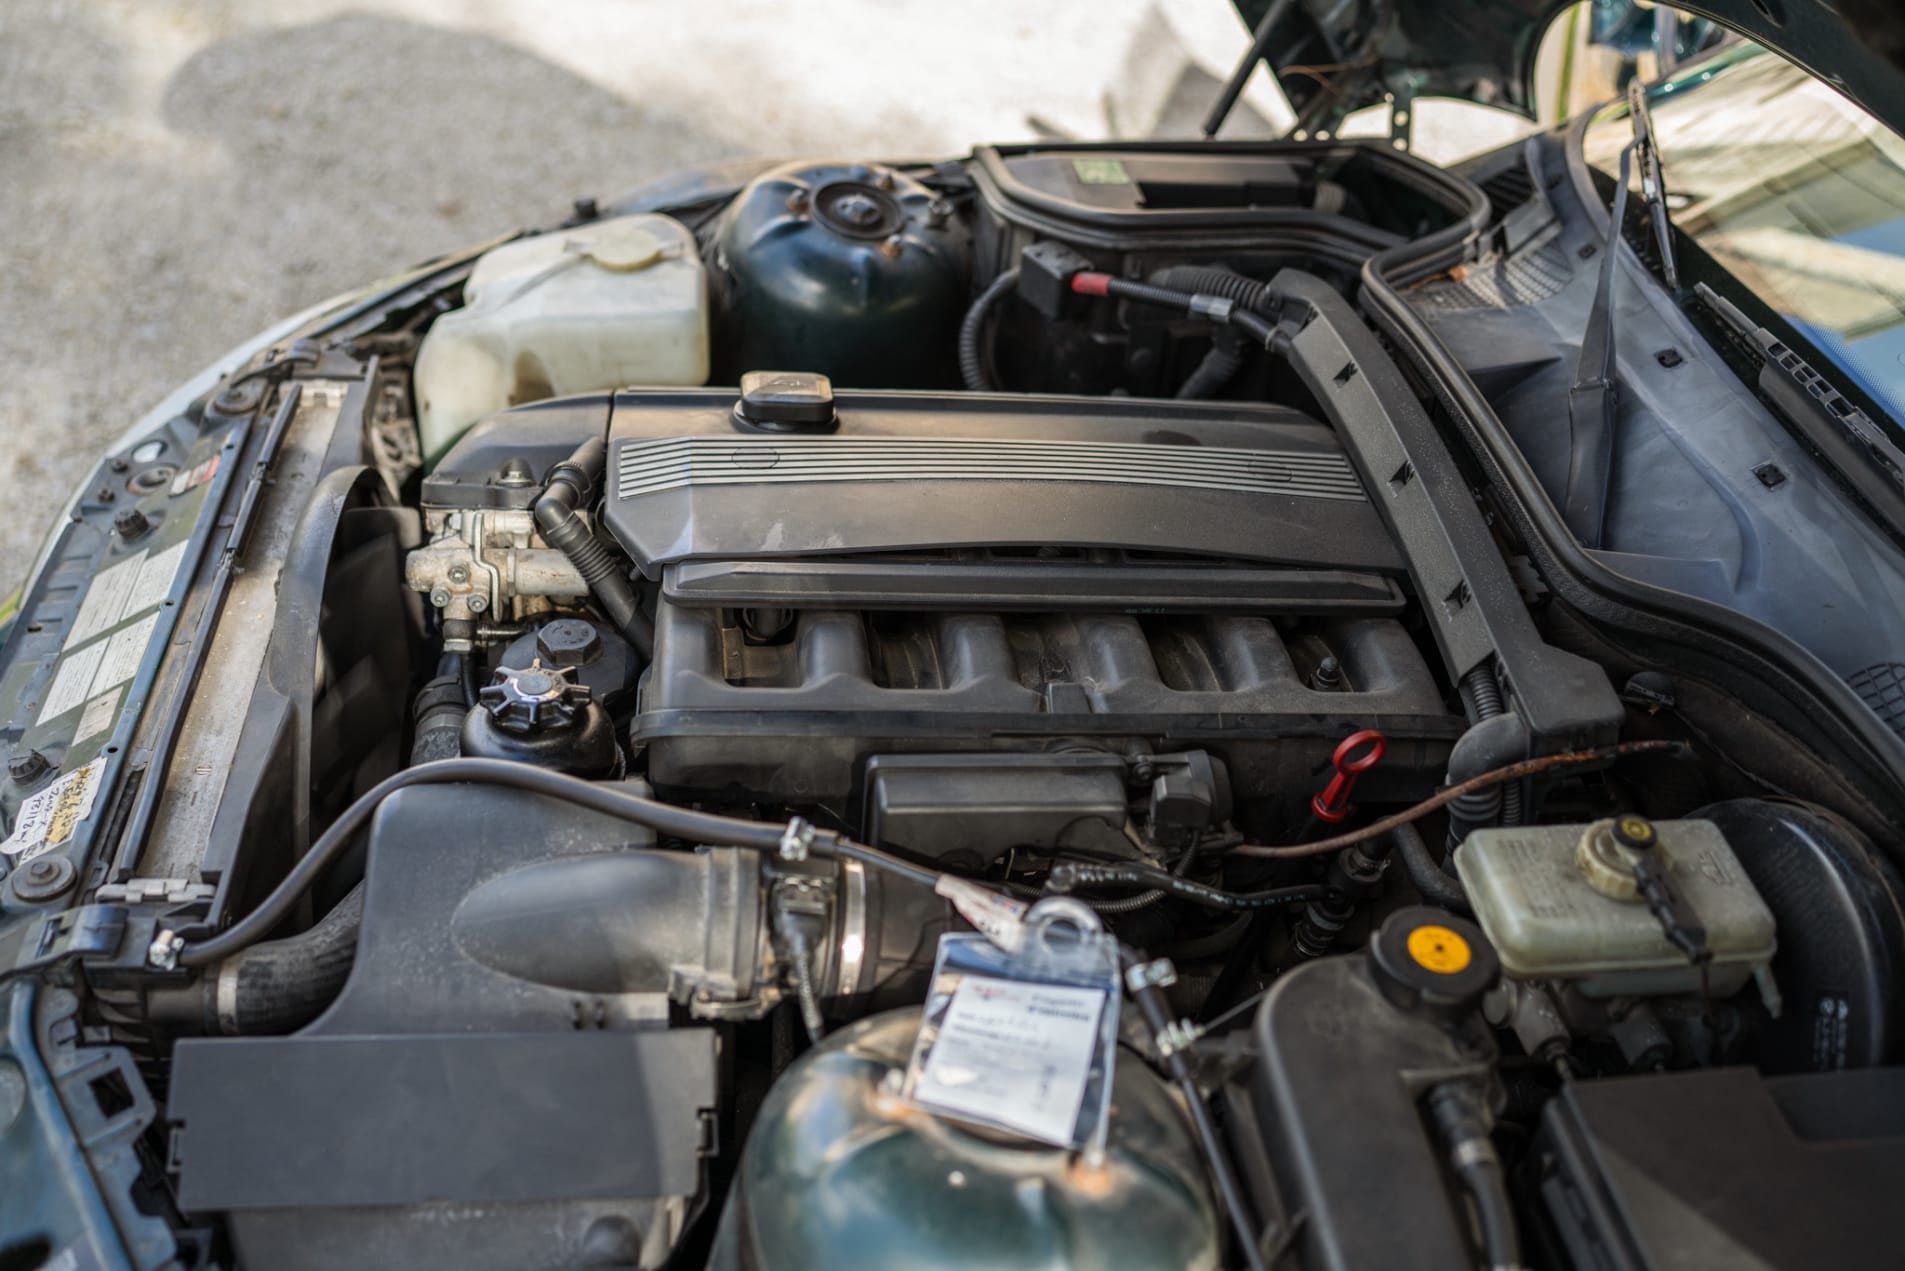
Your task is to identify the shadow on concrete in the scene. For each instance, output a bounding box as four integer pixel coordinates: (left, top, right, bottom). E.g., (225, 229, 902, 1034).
(0, 9, 745, 590)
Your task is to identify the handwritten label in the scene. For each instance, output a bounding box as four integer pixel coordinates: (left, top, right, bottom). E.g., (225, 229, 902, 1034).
(2, 759, 106, 863)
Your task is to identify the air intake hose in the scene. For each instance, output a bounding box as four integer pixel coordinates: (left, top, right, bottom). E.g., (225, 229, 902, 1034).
(146, 883, 367, 1035)
(534, 438, 653, 658)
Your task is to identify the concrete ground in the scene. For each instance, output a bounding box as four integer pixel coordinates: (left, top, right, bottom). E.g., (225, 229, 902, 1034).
(0, 0, 1529, 599)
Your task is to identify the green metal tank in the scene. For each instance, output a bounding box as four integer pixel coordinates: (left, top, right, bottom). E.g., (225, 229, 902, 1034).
(711, 1008, 1219, 1270)
(709, 160, 971, 387)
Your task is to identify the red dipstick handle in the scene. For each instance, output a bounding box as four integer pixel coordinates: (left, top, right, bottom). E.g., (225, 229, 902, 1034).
(1311, 730, 1387, 823)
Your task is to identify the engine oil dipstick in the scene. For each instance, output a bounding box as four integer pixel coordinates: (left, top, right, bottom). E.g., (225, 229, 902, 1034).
(1311, 729, 1387, 824)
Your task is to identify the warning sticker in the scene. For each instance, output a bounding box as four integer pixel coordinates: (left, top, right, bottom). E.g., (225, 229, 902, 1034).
(1071, 157, 1131, 185)
(37, 640, 109, 725)
(72, 688, 123, 747)
(89, 612, 159, 699)
(123, 540, 186, 616)
(64, 550, 146, 650)
(910, 974, 1107, 1146)
(170, 454, 220, 497)
(2, 759, 106, 863)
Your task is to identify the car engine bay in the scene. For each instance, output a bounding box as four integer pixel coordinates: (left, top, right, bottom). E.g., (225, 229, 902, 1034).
(5, 137, 1905, 1270)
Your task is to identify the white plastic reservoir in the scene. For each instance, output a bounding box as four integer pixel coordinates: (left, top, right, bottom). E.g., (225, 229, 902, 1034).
(414, 213, 709, 460)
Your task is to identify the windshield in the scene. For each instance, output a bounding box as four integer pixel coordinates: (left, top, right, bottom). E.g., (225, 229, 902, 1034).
(1582, 45, 1905, 427)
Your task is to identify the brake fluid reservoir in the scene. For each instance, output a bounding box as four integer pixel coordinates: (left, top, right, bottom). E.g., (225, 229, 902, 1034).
(414, 213, 708, 461)
(1454, 817, 1778, 998)
(714, 1009, 1218, 1271)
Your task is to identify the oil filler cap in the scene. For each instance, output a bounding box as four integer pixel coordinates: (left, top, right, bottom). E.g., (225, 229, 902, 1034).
(734, 370, 838, 433)
(1368, 907, 1498, 1021)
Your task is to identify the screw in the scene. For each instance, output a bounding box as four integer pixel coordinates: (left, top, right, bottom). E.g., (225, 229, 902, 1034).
(7, 750, 49, 784)
(467, 594, 489, 613)
(429, 587, 451, 608)
(109, 456, 129, 473)
(24, 860, 57, 885)
(497, 458, 536, 488)
(447, 564, 470, 584)
(95, 485, 116, 503)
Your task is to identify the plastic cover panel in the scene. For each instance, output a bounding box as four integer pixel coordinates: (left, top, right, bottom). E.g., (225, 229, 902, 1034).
(601, 388, 1404, 577)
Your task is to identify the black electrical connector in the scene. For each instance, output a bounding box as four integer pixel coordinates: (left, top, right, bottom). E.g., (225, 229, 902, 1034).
(1017, 241, 1095, 319)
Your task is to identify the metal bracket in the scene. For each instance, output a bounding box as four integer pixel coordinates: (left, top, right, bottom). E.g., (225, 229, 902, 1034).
(1388, 88, 1415, 154)
(1125, 957, 1179, 992)
(94, 879, 217, 905)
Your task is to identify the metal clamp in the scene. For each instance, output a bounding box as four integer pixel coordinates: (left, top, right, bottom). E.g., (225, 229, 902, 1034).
(147, 930, 185, 971)
(778, 817, 818, 861)
(1124, 957, 1179, 993)
(1155, 1018, 1203, 1058)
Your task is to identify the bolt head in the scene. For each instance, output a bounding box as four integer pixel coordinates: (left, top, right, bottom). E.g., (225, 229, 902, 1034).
(113, 507, 152, 539)
(447, 564, 470, 584)
(7, 750, 50, 784)
(466, 594, 489, 613)
(429, 588, 451, 608)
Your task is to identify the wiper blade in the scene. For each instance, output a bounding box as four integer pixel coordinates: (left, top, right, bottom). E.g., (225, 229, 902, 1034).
(1628, 79, 1680, 290)
(1696, 282, 1905, 529)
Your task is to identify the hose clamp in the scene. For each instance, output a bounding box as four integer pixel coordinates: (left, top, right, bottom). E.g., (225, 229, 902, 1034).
(1124, 957, 1178, 992)
(1187, 294, 1235, 322)
(147, 930, 184, 971)
(1155, 1018, 1203, 1058)
(778, 817, 818, 861)
(1450, 1137, 1499, 1171)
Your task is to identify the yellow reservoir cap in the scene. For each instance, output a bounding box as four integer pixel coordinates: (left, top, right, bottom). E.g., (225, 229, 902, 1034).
(1406, 924, 1473, 974)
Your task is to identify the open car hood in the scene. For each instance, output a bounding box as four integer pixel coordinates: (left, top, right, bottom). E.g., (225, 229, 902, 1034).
(1234, 0, 1905, 134)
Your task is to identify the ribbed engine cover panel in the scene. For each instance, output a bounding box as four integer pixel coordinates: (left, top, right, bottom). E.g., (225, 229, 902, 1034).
(615, 436, 1369, 501)
(600, 389, 1402, 577)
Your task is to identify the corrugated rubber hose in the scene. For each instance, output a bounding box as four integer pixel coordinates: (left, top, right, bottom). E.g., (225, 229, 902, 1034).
(959, 269, 1021, 391)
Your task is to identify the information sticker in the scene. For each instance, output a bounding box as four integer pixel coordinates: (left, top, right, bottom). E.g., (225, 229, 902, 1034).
(911, 974, 1108, 1146)
(903, 898, 1123, 1152)
(2, 759, 106, 863)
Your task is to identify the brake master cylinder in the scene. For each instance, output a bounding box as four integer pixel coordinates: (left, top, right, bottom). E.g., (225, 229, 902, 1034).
(1453, 816, 1778, 1000)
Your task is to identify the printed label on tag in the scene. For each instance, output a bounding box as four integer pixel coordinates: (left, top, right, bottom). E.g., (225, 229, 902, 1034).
(911, 974, 1107, 1146)
(2, 759, 106, 862)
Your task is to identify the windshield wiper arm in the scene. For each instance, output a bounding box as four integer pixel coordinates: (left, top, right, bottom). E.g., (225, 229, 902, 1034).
(1696, 282, 1905, 532)
(1628, 78, 1680, 290)
(1563, 144, 1634, 548)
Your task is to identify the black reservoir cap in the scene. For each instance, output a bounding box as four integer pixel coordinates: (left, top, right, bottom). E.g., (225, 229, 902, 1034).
(735, 370, 838, 433)
(1368, 906, 1499, 1022)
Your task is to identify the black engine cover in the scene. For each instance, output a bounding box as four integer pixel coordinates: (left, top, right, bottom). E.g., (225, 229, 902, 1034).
(599, 388, 1402, 577)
